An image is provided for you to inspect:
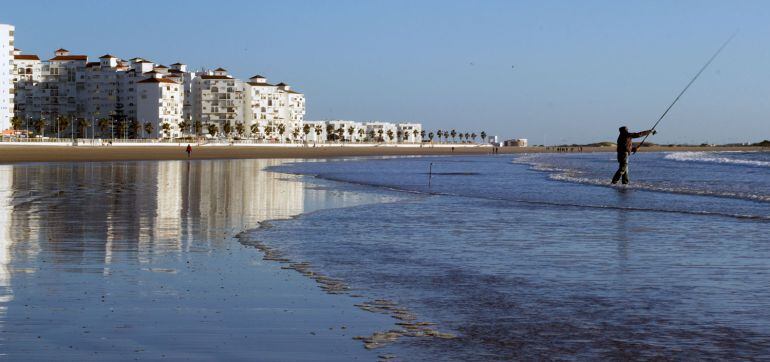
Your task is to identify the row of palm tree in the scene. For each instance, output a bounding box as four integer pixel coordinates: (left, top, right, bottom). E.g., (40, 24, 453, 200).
(9, 116, 490, 144)
(427, 129, 488, 143)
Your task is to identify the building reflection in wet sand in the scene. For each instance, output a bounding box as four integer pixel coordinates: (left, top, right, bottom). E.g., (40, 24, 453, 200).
(0, 159, 304, 276)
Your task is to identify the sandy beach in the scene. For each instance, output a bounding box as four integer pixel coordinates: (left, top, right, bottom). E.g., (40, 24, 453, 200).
(0, 143, 765, 163)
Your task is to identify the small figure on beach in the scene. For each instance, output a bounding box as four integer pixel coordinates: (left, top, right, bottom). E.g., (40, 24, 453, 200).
(611, 126, 656, 185)
(186, 144, 192, 158)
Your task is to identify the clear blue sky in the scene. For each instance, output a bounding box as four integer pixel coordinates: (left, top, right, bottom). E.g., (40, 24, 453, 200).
(3, 0, 769, 144)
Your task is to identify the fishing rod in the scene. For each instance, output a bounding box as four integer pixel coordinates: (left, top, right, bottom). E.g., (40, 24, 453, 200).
(634, 32, 737, 153)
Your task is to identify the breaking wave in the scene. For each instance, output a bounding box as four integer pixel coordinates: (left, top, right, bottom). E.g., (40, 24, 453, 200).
(513, 154, 770, 203)
(664, 152, 770, 168)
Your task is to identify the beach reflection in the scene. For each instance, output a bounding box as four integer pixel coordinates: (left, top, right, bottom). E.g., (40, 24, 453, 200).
(0, 159, 309, 290)
(0, 159, 398, 359)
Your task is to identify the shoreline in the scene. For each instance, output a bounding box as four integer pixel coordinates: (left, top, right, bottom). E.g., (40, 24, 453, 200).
(0, 144, 766, 164)
(0, 159, 402, 360)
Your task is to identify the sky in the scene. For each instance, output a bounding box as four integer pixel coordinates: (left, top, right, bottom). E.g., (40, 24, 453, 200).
(2, 0, 769, 144)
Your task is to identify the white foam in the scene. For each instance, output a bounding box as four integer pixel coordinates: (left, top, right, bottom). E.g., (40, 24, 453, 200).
(513, 154, 770, 203)
(664, 152, 770, 168)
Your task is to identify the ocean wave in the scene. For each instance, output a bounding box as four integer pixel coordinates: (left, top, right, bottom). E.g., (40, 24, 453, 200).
(664, 152, 770, 168)
(512, 155, 770, 204)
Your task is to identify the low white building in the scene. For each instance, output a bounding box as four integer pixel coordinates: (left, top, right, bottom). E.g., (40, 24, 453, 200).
(364, 122, 398, 143)
(326, 120, 365, 142)
(0, 24, 15, 130)
(397, 123, 422, 143)
(302, 121, 327, 143)
(503, 138, 527, 147)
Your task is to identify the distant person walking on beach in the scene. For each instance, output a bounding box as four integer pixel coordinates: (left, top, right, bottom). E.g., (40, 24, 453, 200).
(186, 144, 192, 158)
(611, 126, 656, 185)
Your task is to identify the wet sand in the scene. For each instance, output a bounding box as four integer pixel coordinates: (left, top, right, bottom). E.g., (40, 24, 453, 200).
(0, 144, 764, 164)
(0, 159, 406, 360)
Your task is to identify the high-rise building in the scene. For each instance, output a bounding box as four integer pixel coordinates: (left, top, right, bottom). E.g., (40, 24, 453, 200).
(0, 24, 14, 131)
(6, 27, 308, 139)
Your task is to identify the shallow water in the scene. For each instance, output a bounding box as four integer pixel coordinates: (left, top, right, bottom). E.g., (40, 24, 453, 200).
(253, 152, 770, 360)
(0, 159, 400, 360)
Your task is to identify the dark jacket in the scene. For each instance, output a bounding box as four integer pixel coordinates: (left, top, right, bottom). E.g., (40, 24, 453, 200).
(617, 129, 651, 156)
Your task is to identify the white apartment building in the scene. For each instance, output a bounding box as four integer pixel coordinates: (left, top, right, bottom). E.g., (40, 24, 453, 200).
(326, 120, 365, 142)
(243, 76, 305, 141)
(302, 121, 327, 143)
(365, 122, 398, 143)
(0, 24, 14, 131)
(6, 25, 306, 139)
(11, 49, 41, 127)
(136, 74, 183, 138)
(397, 123, 423, 143)
(192, 68, 244, 137)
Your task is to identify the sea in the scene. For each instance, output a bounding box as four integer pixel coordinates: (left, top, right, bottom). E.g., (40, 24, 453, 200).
(0, 151, 769, 360)
(250, 151, 770, 360)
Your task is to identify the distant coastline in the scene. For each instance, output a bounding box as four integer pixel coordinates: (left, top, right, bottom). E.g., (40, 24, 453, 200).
(0, 143, 766, 164)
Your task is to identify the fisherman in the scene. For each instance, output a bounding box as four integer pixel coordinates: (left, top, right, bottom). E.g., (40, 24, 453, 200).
(186, 144, 192, 158)
(611, 126, 656, 185)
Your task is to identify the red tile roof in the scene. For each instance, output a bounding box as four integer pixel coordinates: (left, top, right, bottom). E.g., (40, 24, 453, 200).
(99, 54, 116, 59)
(155, 65, 168, 69)
(138, 77, 177, 84)
(250, 74, 265, 79)
(214, 67, 227, 72)
(247, 82, 274, 87)
(55, 48, 69, 52)
(14, 54, 40, 60)
(50, 55, 88, 61)
(171, 62, 184, 66)
(200, 75, 232, 80)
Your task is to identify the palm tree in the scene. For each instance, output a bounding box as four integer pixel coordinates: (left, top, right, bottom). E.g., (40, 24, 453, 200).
(34, 118, 46, 137)
(58, 116, 72, 138)
(161, 122, 171, 138)
(223, 122, 233, 137)
(291, 127, 300, 142)
(368, 130, 376, 142)
(235, 122, 245, 138)
(464, 132, 470, 143)
(471, 133, 478, 142)
(480, 131, 487, 143)
(10, 116, 22, 131)
(277, 124, 286, 142)
(78, 118, 91, 138)
(303, 124, 311, 140)
(428, 132, 434, 142)
(178, 120, 190, 135)
(396, 130, 403, 142)
(326, 124, 335, 141)
(436, 130, 442, 143)
(129, 120, 140, 139)
(413, 129, 420, 143)
(207, 123, 218, 137)
(450, 129, 457, 143)
(264, 125, 274, 139)
(386, 129, 394, 142)
(250, 123, 260, 138)
(115, 120, 127, 139)
(357, 128, 365, 142)
(347, 126, 355, 142)
(314, 125, 323, 140)
(144, 122, 154, 138)
(98, 118, 111, 138)
(377, 129, 384, 142)
(193, 120, 203, 136)
(336, 127, 345, 142)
